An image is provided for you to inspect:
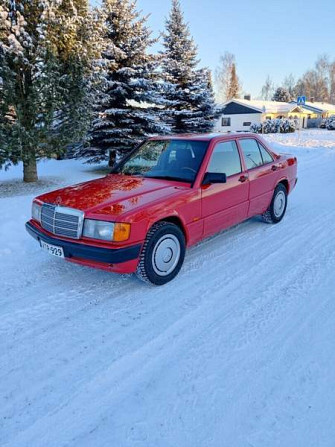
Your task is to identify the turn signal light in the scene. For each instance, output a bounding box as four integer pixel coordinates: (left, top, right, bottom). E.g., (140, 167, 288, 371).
(114, 223, 131, 241)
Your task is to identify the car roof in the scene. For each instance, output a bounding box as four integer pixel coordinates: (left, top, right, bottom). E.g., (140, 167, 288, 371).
(147, 132, 253, 142)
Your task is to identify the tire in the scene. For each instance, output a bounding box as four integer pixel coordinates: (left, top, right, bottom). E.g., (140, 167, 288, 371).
(262, 183, 288, 224)
(136, 221, 186, 285)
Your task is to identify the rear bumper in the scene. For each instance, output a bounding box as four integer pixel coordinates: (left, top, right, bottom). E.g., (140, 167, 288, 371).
(25, 221, 142, 271)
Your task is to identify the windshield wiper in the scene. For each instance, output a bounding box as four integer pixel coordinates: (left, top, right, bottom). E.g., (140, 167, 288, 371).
(144, 174, 191, 183)
(111, 171, 143, 176)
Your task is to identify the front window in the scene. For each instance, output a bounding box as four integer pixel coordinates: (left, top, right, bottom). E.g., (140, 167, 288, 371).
(207, 141, 241, 177)
(114, 139, 209, 183)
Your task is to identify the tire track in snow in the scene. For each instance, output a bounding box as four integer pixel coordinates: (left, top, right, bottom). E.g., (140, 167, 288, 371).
(2, 138, 335, 446)
(2, 205, 334, 447)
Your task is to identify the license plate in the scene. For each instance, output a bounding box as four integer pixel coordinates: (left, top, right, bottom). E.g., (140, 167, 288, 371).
(40, 240, 64, 258)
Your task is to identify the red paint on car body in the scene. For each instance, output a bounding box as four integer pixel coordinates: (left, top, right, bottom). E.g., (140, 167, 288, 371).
(27, 133, 297, 273)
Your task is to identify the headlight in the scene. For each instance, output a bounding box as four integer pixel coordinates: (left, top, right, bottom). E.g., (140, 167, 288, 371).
(83, 220, 131, 242)
(32, 202, 41, 222)
(83, 220, 115, 241)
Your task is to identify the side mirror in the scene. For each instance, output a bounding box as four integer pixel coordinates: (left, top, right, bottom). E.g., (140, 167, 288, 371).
(202, 172, 227, 185)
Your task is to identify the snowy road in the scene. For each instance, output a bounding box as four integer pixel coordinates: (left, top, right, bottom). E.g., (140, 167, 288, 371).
(1, 130, 335, 447)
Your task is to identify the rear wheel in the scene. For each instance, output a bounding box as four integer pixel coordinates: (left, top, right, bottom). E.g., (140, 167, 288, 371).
(262, 183, 288, 224)
(136, 221, 186, 285)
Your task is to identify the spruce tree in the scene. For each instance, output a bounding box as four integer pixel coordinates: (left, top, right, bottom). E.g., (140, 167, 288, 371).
(161, 0, 218, 134)
(83, 0, 169, 166)
(272, 87, 291, 102)
(0, 0, 102, 181)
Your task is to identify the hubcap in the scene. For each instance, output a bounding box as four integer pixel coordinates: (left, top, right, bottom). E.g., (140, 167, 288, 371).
(273, 190, 286, 217)
(152, 234, 181, 277)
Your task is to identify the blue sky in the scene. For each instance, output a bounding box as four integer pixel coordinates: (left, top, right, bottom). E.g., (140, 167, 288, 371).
(92, 0, 335, 98)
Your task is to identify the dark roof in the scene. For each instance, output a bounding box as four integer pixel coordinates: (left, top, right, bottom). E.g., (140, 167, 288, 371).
(223, 102, 262, 115)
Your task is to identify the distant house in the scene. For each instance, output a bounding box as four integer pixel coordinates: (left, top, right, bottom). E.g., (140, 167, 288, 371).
(215, 98, 313, 132)
(289, 101, 335, 127)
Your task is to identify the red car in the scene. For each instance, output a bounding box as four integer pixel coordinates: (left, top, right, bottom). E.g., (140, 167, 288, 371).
(26, 133, 297, 285)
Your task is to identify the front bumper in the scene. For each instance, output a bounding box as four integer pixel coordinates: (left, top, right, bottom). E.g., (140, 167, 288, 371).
(26, 221, 142, 267)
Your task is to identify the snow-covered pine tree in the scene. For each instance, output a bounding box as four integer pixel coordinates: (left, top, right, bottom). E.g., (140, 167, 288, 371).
(185, 68, 219, 132)
(0, 0, 102, 181)
(83, 0, 169, 166)
(161, 0, 218, 134)
(272, 87, 291, 102)
(46, 0, 105, 158)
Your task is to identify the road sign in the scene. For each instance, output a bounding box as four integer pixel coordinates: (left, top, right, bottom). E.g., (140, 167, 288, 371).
(297, 96, 306, 105)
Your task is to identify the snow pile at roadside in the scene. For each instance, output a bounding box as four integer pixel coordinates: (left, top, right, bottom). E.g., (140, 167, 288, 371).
(264, 128, 335, 149)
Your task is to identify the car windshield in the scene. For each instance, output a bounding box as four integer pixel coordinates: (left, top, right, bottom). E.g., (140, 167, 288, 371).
(114, 139, 209, 183)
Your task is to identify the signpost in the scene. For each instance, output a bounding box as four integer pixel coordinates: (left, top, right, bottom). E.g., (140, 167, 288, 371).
(296, 96, 306, 141)
(262, 105, 266, 134)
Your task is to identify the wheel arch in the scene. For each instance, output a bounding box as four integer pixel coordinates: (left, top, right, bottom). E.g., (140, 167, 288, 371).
(149, 215, 188, 243)
(277, 178, 289, 193)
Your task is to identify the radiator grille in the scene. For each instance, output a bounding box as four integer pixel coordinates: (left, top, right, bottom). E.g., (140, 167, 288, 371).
(40, 204, 84, 239)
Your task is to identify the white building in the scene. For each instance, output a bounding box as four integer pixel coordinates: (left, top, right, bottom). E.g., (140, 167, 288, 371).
(215, 98, 312, 132)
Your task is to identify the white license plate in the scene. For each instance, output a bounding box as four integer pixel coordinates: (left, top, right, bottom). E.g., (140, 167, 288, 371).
(40, 240, 64, 258)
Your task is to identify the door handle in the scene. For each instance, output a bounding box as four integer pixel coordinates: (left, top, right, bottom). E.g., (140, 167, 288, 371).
(239, 174, 248, 183)
(271, 165, 278, 171)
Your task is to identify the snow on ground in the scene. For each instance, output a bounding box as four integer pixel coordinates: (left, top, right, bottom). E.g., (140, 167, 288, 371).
(265, 128, 335, 148)
(0, 129, 335, 447)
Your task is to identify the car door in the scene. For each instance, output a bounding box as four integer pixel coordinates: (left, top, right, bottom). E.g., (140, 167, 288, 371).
(237, 137, 279, 216)
(201, 139, 249, 238)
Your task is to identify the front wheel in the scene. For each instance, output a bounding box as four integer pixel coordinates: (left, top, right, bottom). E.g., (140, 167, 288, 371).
(262, 183, 288, 224)
(136, 221, 186, 285)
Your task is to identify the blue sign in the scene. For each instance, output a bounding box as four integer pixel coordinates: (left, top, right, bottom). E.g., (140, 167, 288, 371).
(297, 96, 306, 105)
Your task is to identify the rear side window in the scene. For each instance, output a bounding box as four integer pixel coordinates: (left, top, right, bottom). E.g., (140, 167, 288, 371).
(207, 141, 241, 177)
(258, 143, 273, 164)
(239, 139, 263, 169)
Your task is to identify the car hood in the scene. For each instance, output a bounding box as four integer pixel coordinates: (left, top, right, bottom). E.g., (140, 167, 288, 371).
(36, 174, 188, 219)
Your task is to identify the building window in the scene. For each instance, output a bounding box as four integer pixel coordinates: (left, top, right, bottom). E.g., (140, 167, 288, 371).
(243, 121, 251, 126)
(221, 117, 231, 127)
